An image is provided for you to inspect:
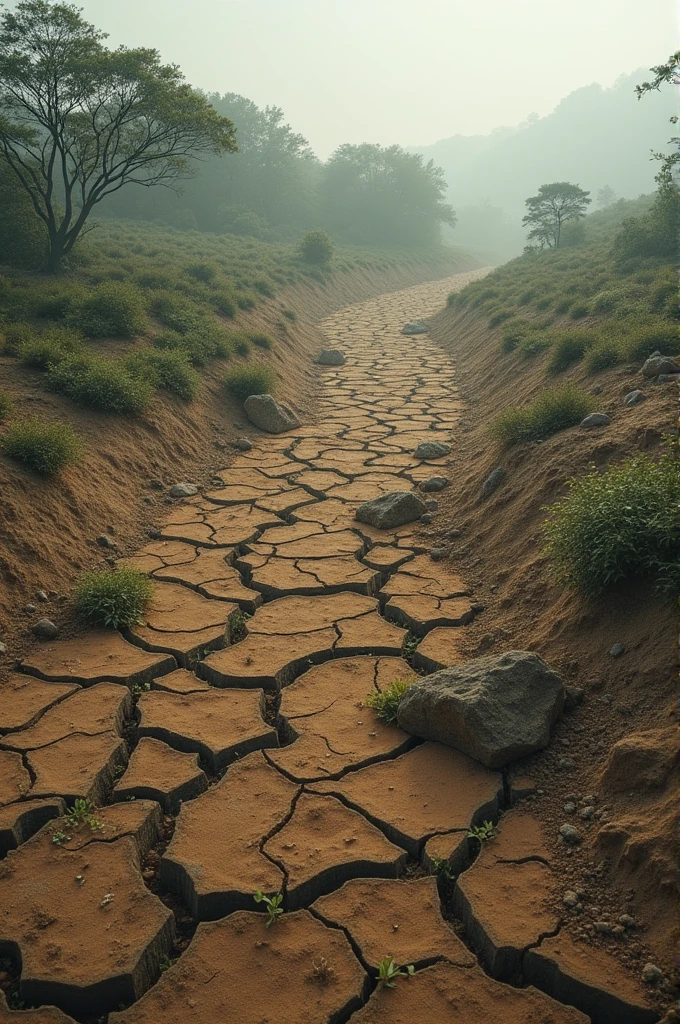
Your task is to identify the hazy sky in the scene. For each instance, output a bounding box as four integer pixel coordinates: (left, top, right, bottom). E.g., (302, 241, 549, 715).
(66, 0, 677, 157)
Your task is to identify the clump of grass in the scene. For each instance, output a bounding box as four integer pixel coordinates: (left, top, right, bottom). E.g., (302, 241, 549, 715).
(488, 308, 513, 328)
(224, 363, 276, 402)
(282, 309, 297, 322)
(298, 229, 334, 265)
(152, 320, 231, 366)
(364, 679, 412, 723)
(75, 568, 154, 628)
(186, 260, 219, 284)
(231, 333, 251, 356)
(489, 385, 594, 447)
(547, 332, 592, 374)
(212, 289, 237, 318)
(125, 348, 200, 401)
(47, 355, 154, 414)
(543, 447, 680, 597)
(68, 282, 148, 339)
(0, 417, 82, 475)
(250, 332, 274, 350)
(0, 391, 14, 419)
(19, 327, 84, 370)
(584, 341, 622, 373)
(569, 301, 589, 319)
(2, 322, 34, 356)
(622, 321, 679, 362)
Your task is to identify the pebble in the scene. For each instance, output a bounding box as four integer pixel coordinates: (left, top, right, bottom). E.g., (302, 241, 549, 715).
(610, 643, 624, 657)
(149, 478, 164, 490)
(564, 685, 585, 710)
(170, 483, 198, 498)
(558, 757, 575, 769)
(0, 642, 6, 655)
(594, 921, 612, 934)
(642, 963, 663, 984)
(619, 914, 636, 929)
(429, 548, 449, 562)
(233, 438, 253, 451)
(420, 513, 435, 524)
(425, 500, 439, 511)
(97, 534, 117, 549)
(23, 604, 37, 614)
(36, 590, 49, 602)
(148, 529, 162, 540)
(32, 619, 59, 640)
(580, 413, 611, 428)
(612, 925, 626, 938)
(559, 824, 582, 845)
(420, 476, 449, 493)
(563, 802, 577, 814)
(142, 496, 155, 505)
(563, 890, 579, 908)
(623, 390, 646, 406)
(579, 807, 594, 820)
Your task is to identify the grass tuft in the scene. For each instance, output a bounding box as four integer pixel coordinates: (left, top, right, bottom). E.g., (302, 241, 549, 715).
(74, 568, 154, 629)
(47, 355, 154, 413)
(364, 679, 412, 723)
(125, 348, 200, 401)
(490, 385, 594, 447)
(224, 363, 276, 402)
(0, 417, 82, 474)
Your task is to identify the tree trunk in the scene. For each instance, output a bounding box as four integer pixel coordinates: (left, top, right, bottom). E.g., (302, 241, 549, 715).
(45, 233, 66, 274)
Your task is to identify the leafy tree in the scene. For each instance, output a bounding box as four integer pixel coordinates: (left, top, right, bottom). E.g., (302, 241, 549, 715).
(298, 229, 333, 265)
(320, 143, 455, 247)
(0, 0, 236, 271)
(595, 185, 618, 208)
(522, 182, 591, 249)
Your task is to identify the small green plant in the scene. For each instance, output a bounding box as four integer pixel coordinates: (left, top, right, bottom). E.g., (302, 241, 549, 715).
(64, 799, 102, 831)
(376, 956, 415, 989)
(253, 890, 284, 928)
(467, 820, 496, 844)
(159, 955, 173, 973)
(225, 363, 276, 402)
(68, 281, 148, 338)
(2, 322, 34, 356)
(75, 567, 154, 629)
(232, 333, 251, 356)
(47, 355, 154, 414)
(282, 309, 297, 322)
(364, 679, 412, 724)
(298, 229, 334, 266)
(584, 341, 622, 373)
(312, 957, 334, 983)
(402, 634, 421, 659)
(0, 391, 13, 419)
(489, 385, 594, 448)
(131, 681, 152, 697)
(547, 333, 591, 374)
(51, 830, 72, 845)
(229, 609, 249, 643)
(125, 348, 200, 401)
(430, 854, 454, 882)
(250, 331, 274, 350)
(0, 418, 82, 475)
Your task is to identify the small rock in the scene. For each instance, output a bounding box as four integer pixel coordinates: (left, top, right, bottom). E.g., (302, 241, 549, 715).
(316, 349, 346, 366)
(23, 604, 37, 614)
(594, 921, 612, 935)
(420, 476, 449, 493)
(591, 384, 603, 395)
(563, 891, 579, 908)
(149, 478, 164, 490)
(32, 619, 59, 640)
(413, 441, 451, 460)
(641, 354, 679, 377)
(97, 534, 117, 549)
(142, 496, 155, 505)
(655, 373, 678, 383)
(642, 963, 663, 984)
(430, 548, 449, 562)
(558, 758, 575, 769)
(480, 467, 506, 500)
(233, 437, 253, 451)
(211, 477, 223, 487)
(559, 824, 581, 845)
(401, 321, 429, 335)
(425, 500, 438, 511)
(580, 413, 612, 428)
(564, 802, 577, 814)
(147, 529, 162, 540)
(610, 643, 624, 657)
(623, 390, 646, 407)
(244, 394, 301, 434)
(36, 590, 49, 602)
(580, 807, 594, 820)
(169, 483, 198, 498)
(420, 513, 435, 524)
(0, 642, 7, 655)
(564, 685, 584, 710)
(619, 914, 636, 929)
(355, 491, 427, 530)
(612, 925, 626, 938)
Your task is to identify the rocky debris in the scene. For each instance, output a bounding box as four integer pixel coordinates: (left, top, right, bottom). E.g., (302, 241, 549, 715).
(316, 349, 347, 365)
(169, 482, 198, 498)
(233, 437, 253, 451)
(610, 643, 624, 656)
(244, 393, 300, 433)
(564, 685, 584, 710)
(624, 389, 646, 406)
(420, 512, 435, 523)
(36, 590, 49, 602)
(401, 320, 429, 335)
(419, 475, 449, 492)
(31, 619, 59, 641)
(413, 440, 451, 460)
(96, 533, 117, 548)
(480, 466, 506, 500)
(642, 963, 664, 984)
(580, 413, 612, 428)
(397, 651, 564, 769)
(641, 352, 679, 377)
(559, 824, 582, 845)
(23, 603, 37, 613)
(355, 490, 427, 529)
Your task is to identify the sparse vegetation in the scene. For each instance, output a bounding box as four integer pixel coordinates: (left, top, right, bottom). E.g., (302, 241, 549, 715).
(68, 282, 149, 339)
(47, 355, 155, 413)
(125, 348, 200, 401)
(253, 890, 284, 928)
(364, 679, 413, 723)
(225, 363, 276, 402)
(0, 417, 82, 474)
(74, 568, 154, 629)
(0, 391, 13, 419)
(64, 799, 102, 831)
(543, 447, 680, 597)
(489, 385, 594, 447)
(376, 957, 415, 989)
(467, 821, 496, 844)
(250, 331, 274, 350)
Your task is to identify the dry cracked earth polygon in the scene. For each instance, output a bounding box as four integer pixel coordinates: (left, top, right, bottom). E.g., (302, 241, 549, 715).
(0, 272, 654, 1023)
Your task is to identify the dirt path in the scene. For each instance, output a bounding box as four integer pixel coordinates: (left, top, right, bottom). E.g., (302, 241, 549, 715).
(0, 272, 658, 1023)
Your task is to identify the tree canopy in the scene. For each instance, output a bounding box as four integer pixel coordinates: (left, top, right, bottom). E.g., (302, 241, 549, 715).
(522, 182, 591, 249)
(0, 0, 236, 270)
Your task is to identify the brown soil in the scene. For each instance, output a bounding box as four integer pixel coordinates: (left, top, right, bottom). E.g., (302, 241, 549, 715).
(113, 737, 208, 813)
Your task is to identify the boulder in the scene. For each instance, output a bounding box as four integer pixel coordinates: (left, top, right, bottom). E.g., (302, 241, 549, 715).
(170, 483, 198, 498)
(317, 349, 346, 366)
(355, 490, 427, 530)
(244, 394, 300, 434)
(480, 467, 506, 500)
(420, 476, 449, 493)
(580, 413, 611, 428)
(233, 437, 253, 451)
(623, 390, 646, 407)
(32, 619, 59, 641)
(413, 441, 451, 460)
(397, 651, 565, 769)
(641, 353, 679, 377)
(401, 321, 429, 335)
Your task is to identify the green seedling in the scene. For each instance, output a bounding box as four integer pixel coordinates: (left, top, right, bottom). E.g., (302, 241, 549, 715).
(467, 821, 496, 844)
(364, 679, 412, 723)
(430, 854, 454, 882)
(131, 681, 151, 696)
(403, 634, 421, 658)
(376, 956, 415, 988)
(254, 890, 284, 928)
(159, 955, 173, 973)
(64, 798, 102, 831)
(230, 610, 250, 643)
(51, 830, 72, 845)
(312, 956, 334, 983)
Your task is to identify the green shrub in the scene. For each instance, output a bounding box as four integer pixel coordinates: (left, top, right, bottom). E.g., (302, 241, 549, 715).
(490, 385, 594, 447)
(569, 302, 589, 320)
(298, 229, 334, 265)
(547, 332, 592, 374)
(225, 363, 276, 402)
(68, 282, 148, 339)
(249, 332, 273, 350)
(75, 568, 154, 628)
(500, 319, 532, 353)
(47, 355, 154, 413)
(232, 333, 251, 357)
(213, 290, 237, 318)
(543, 448, 680, 596)
(19, 328, 84, 370)
(252, 277, 275, 297)
(622, 322, 679, 362)
(0, 391, 14, 419)
(152, 321, 231, 366)
(126, 347, 199, 401)
(186, 261, 219, 283)
(364, 679, 412, 723)
(584, 341, 622, 373)
(282, 309, 297, 322)
(488, 309, 513, 328)
(516, 332, 554, 357)
(34, 285, 87, 320)
(236, 291, 257, 310)
(0, 418, 82, 474)
(554, 296, 573, 315)
(2, 322, 34, 356)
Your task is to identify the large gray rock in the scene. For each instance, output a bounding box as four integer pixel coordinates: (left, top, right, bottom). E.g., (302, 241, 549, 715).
(169, 483, 198, 498)
(397, 650, 565, 769)
(401, 321, 429, 335)
(413, 441, 451, 460)
(355, 490, 427, 530)
(244, 394, 300, 434)
(580, 413, 611, 428)
(480, 467, 506, 500)
(420, 476, 449, 493)
(623, 390, 646, 407)
(316, 349, 346, 366)
(641, 353, 679, 377)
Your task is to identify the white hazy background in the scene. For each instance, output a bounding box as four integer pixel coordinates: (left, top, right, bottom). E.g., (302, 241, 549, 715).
(54, 0, 678, 156)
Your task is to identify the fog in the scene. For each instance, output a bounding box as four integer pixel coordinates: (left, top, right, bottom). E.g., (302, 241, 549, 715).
(70, 0, 675, 159)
